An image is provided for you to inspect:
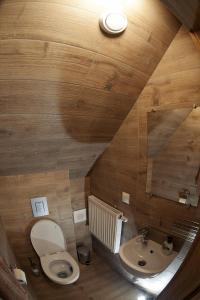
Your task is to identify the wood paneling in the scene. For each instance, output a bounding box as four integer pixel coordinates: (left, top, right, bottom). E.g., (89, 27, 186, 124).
(91, 26, 200, 244)
(162, 0, 200, 31)
(0, 170, 77, 267)
(0, 171, 92, 299)
(70, 177, 92, 248)
(0, 218, 16, 270)
(90, 25, 200, 297)
(0, 219, 37, 300)
(0, 170, 91, 269)
(0, 0, 179, 177)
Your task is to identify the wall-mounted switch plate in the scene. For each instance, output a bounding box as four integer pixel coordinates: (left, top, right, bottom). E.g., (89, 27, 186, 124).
(31, 197, 49, 217)
(73, 209, 87, 224)
(122, 192, 130, 205)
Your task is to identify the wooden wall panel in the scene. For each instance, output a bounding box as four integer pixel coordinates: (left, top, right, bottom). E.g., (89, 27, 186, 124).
(0, 170, 76, 267)
(0, 170, 91, 298)
(90, 25, 200, 297)
(0, 0, 179, 177)
(0, 170, 91, 299)
(0, 218, 16, 268)
(0, 219, 37, 299)
(0, 170, 91, 267)
(162, 0, 200, 31)
(90, 26, 200, 235)
(70, 176, 92, 247)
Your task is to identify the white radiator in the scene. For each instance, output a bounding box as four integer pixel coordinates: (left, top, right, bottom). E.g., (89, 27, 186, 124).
(88, 195, 127, 253)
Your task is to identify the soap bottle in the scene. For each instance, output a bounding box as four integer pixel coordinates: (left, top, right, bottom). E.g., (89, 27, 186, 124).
(162, 236, 173, 255)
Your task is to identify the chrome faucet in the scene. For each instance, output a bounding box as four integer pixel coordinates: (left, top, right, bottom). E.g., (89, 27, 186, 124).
(138, 227, 149, 245)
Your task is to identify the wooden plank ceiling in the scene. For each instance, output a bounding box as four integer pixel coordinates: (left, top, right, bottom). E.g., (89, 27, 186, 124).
(162, 0, 200, 31)
(0, 0, 179, 178)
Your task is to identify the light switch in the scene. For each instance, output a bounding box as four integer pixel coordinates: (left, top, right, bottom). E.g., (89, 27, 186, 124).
(122, 192, 130, 205)
(73, 209, 87, 224)
(31, 197, 49, 217)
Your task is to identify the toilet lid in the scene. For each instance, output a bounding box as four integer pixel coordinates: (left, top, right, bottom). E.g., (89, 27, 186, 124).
(30, 220, 66, 257)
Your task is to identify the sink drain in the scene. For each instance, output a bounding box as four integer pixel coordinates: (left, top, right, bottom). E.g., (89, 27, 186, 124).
(138, 260, 146, 267)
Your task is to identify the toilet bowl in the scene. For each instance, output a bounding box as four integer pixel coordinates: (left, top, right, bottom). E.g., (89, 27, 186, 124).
(30, 219, 80, 285)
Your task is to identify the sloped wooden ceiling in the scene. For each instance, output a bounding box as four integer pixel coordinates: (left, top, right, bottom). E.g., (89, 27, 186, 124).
(162, 0, 200, 31)
(0, 0, 179, 178)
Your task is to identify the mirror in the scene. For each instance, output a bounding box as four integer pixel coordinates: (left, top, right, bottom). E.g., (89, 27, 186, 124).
(146, 107, 200, 207)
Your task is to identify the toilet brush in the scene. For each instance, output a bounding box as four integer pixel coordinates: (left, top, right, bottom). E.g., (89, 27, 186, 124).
(28, 257, 40, 277)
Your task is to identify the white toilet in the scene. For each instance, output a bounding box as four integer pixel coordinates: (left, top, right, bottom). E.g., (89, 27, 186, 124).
(30, 219, 80, 285)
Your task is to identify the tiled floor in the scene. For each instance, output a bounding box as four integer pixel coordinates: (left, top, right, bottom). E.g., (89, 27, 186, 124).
(27, 253, 152, 300)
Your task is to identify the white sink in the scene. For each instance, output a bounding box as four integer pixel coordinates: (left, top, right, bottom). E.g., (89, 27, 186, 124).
(119, 236, 177, 278)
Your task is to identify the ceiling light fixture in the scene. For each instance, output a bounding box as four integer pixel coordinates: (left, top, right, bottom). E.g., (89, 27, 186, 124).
(99, 11, 128, 35)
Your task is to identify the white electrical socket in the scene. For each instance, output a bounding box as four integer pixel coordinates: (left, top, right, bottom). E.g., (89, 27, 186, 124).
(122, 192, 130, 205)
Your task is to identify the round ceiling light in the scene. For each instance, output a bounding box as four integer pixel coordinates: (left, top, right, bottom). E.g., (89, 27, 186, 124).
(99, 11, 128, 35)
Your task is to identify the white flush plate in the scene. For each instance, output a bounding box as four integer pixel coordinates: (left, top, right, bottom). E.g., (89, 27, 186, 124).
(31, 197, 49, 217)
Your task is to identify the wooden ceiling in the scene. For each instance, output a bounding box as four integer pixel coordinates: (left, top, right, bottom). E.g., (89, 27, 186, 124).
(0, 0, 179, 177)
(162, 0, 200, 31)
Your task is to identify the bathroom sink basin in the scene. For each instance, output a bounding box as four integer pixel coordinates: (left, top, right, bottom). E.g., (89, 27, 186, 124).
(119, 236, 177, 278)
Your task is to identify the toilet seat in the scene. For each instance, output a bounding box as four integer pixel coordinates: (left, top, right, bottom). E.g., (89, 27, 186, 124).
(30, 219, 80, 285)
(30, 219, 66, 257)
(41, 252, 80, 285)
